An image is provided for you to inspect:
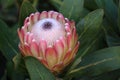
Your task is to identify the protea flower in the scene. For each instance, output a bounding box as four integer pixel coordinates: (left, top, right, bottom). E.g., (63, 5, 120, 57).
(18, 11, 79, 73)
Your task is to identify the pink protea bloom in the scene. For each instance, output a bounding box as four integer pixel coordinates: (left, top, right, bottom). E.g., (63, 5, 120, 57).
(18, 11, 79, 73)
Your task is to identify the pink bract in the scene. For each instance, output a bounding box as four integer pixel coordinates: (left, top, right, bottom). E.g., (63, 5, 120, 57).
(18, 11, 79, 73)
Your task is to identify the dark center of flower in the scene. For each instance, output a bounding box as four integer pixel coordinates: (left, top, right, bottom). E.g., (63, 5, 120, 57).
(42, 21, 52, 30)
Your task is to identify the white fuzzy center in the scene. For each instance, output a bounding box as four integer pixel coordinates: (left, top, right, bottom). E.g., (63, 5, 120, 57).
(31, 18, 65, 45)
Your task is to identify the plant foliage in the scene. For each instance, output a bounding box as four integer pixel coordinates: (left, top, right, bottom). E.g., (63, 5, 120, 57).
(0, 0, 120, 80)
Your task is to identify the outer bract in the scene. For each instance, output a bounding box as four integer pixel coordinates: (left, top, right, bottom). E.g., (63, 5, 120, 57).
(18, 11, 79, 73)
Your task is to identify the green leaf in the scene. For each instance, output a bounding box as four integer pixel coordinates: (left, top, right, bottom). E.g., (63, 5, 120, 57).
(92, 69, 120, 80)
(0, 54, 6, 79)
(106, 35, 120, 47)
(118, 0, 120, 32)
(49, 0, 62, 10)
(24, 56, 56, 80)
(0, 19, 18, 60)
(13, 54, 27, 74)
(102, 19, 120, 47)
(84, 0, 98, 10)
(0, 0, 14, 8)
(59, 0, 84, 22)
(68, 46, 120, 78)
(1, 73, 7, 80)
(10, 24, 19, 45)
(18, 0, 37, 27)
(79, 8, 90, 19)
(13, 54, 23, 69)
(68, 9, 104, 71)
(6, 61, 26, 80)
(77, 9, 104, 56)
(95, 0, 118, 33)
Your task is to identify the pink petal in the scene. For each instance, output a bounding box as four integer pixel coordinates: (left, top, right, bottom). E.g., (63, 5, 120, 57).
(65, 18, 69, 23)
(30, 40, 39, 57)
(24, 32, 29, 43)
(39, 11, 48, 19)
(52, 12, 59, 19)
(70, 21, 75, 28)
(39, 39, 47, 58)
(17, 28, 24, 44)
(71, 42, 80, 57)
(67, 33, 73, 49)
(63, 49, 72, 65)
(59, 37, 68, 58)
(45, 46, 58, 68)
(54, 40, 64, 62)
(72, 27, 78, 46)
(22, 26, 27, 34)
(27, 22, 32, 31)
(37, 58, 49, 69)
(28, 33, 34, 44)
(65, 23, 71, 32)
(52, 62, 63, 72)
(64, 42, 79, 65)
(33, 12, 40, 23)
(19, 44, 26, 56)
(48, 11, 54, 18)
(57, 13, 65, 24)
(24, 17, 29, 25)
(24, 32, 34, 45)
(24, 43, 32, 56)
(29, 13, 34, 25)
(24, 23, 29, 32)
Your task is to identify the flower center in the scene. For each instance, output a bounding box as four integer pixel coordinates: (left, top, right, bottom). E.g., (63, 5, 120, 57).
(31, 18, 65, 45)
(42, 21, 52, 30)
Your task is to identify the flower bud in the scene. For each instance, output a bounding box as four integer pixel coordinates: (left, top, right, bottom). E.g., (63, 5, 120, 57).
(18, 11, 79, 73)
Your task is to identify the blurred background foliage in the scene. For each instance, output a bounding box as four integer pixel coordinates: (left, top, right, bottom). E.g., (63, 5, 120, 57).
(0, 0, 120, 80)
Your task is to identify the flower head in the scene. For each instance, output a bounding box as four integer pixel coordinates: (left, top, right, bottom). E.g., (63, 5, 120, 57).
(18, 11, 79, 73)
